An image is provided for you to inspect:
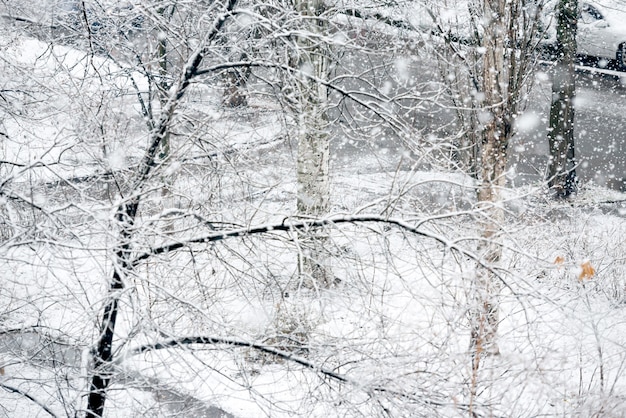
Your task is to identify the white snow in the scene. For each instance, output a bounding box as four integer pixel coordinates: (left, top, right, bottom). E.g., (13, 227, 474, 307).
(2, 9, 626, 418)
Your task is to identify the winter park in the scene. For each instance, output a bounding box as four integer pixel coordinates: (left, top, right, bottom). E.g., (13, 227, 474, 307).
(2, 0, 626, 416)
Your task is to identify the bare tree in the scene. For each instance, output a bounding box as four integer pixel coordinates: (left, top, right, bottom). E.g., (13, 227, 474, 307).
(470, 0, 511, 358)
(419, 2, 555, 379)
(7, 1, 626, 418)
(85, 2, 239, 415)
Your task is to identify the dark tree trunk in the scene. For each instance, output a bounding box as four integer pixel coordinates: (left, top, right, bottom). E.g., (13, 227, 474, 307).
(83, 2, 238, 414)
(85, 271, 123, 418)
(548, 0, 578, 198)
(86, 204, 138, 418)
(223, 61, 251, 107)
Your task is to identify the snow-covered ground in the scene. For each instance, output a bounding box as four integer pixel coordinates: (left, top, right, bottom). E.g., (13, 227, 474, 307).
(2, 25, 626, 418)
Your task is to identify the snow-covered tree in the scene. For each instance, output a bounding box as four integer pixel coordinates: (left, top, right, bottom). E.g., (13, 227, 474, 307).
(427, 0, 549, 357)
(292, 0, 332, 287)
(3, 1, 626, 418)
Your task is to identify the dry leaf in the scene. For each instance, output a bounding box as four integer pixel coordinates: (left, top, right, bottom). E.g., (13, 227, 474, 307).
(554, 256, 565, 269)
(579, 261, 595, 281)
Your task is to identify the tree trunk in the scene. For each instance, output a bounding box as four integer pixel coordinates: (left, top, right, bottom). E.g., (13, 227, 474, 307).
(157, 4, 174, 233)
(84, 2, 237, 414)
(294, 0, 331, 288)
(471, 0, 509, 357)
(86, 205, 137, 418)
(223, 54, 251, 107)
(547, 0, 578, 198)
(157, 16, 170, 162)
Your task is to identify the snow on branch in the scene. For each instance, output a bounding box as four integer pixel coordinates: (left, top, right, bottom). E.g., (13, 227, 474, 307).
(197, 60, 404, 131)
(341, 8, 414, 32)
(132, 0, 239, 191)
(0, 383, 59, 418)
(130, 214, 513, 292)
(119, 335, 460, 411)
(132, 215, 444, 264)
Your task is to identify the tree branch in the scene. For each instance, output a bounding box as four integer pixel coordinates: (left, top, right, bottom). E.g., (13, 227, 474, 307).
(132, 0, 238, 191)
(195, 60, 405, 132)
(131, 214, 515, 294)
(340, 8, 414, 32)
(119, 335, 462, 410)
(0, 383, 59, 418)
(132, 215, 442, 264)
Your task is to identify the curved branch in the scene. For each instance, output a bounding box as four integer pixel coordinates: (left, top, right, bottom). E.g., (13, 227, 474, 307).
(0, 383, 59, 418)
(126, 335, 348, 382)
(194, 60, 405, 132)
(132, 215, 442, 265)
(131, 214, 514, 294)
(132, 0, 238, 191)
(119, 335, 459, 410)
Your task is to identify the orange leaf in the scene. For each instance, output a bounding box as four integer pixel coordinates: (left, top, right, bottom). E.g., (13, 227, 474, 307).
(554, 256, 565, 269)
(579, 261, 595, 281)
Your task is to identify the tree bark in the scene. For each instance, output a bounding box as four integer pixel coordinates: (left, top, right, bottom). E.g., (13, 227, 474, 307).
(157, 5, 174, 232)
(471, 0, 510, 357)
(294, 0, 331, 288)
(547, 0, 578, 198)
(86, 208, 136, 418)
